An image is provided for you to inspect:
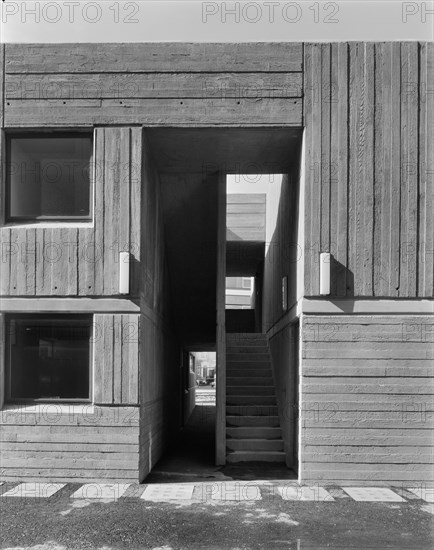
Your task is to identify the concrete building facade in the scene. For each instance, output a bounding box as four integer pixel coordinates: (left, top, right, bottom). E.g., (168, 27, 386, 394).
(0, 42, 433, 485)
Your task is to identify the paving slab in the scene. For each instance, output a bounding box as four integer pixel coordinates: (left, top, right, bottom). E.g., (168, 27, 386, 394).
(141, 483, 195, 502)
(1, 483, 65, 498)
(342, 487, 405, 502)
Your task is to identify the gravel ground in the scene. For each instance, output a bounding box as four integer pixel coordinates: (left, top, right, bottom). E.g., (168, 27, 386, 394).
(0, 482, 433, 550)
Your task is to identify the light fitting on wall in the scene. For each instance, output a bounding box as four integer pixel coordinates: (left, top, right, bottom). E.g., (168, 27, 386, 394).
(319, 253, 331, 296)
(119, 252, 130, 295)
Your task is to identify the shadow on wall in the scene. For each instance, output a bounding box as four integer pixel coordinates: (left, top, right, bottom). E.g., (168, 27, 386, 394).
(130, 255, 141, 296)
(330, 256, 354, 297)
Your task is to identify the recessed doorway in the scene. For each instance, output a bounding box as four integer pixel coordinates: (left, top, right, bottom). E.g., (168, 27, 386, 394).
(142, 127, 302, 479)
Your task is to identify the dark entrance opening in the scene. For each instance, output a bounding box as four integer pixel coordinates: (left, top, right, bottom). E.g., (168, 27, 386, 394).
(143, 127, 302, 480)
(145, 350, 218, 483)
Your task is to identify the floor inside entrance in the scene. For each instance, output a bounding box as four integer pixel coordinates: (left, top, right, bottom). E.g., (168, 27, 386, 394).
(146, 388, 297, 483)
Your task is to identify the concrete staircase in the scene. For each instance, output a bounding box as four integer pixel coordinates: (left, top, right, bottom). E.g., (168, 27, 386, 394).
(225, 333, 286, 463)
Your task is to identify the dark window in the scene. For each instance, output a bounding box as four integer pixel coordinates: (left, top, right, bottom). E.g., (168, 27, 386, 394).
(6, 315, 92, 401)
(6, 134, 93, 221)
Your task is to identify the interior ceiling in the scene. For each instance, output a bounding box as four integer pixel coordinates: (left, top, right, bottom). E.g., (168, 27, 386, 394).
(148, 128, 302, 350)
(146, 127, 302, 174)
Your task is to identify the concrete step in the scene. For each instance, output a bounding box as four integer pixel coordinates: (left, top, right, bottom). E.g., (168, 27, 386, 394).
(226, 386, 275, 396)
(226, 451, 286, 463)
(226, 334, 267, 342)
(226, 377, 273, 387)
(226, 369, 271, 378)
(226, 332, 282, 464)
(226, 405, 278, 416)
(226, 415, 280, 427)
(226, 438, 284, 452)
(226, 395, 277, 406)
(227, 353, 270, 362)
(227, 361, 271, 369)
(226, 427, 282, 439)
(226, 346, 269, 354)
(226, 342, 268, 348)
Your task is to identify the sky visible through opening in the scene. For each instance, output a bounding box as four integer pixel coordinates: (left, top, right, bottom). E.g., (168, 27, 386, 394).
(226, 174, 283, 194)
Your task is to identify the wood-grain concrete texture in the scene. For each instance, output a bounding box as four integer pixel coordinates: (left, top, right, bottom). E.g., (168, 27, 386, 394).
(0, 42, 433, 483)
(3, 43, 303, 127)
(304, 42, 433, 297)
(300, 315, 434, 484)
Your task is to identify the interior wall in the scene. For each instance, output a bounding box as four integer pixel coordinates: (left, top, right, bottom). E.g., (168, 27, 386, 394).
(183, 352, 196, 426)
(262, 163, 302, 468)
(296, 134, 306, 303)
(0, 314, 4, 410)
(227, 194, 266, 242)
(159, 172, 219, 349)
(139, 135, 181, 481)
(268, 322, 299, 469)
(263, 167, 301, 328)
